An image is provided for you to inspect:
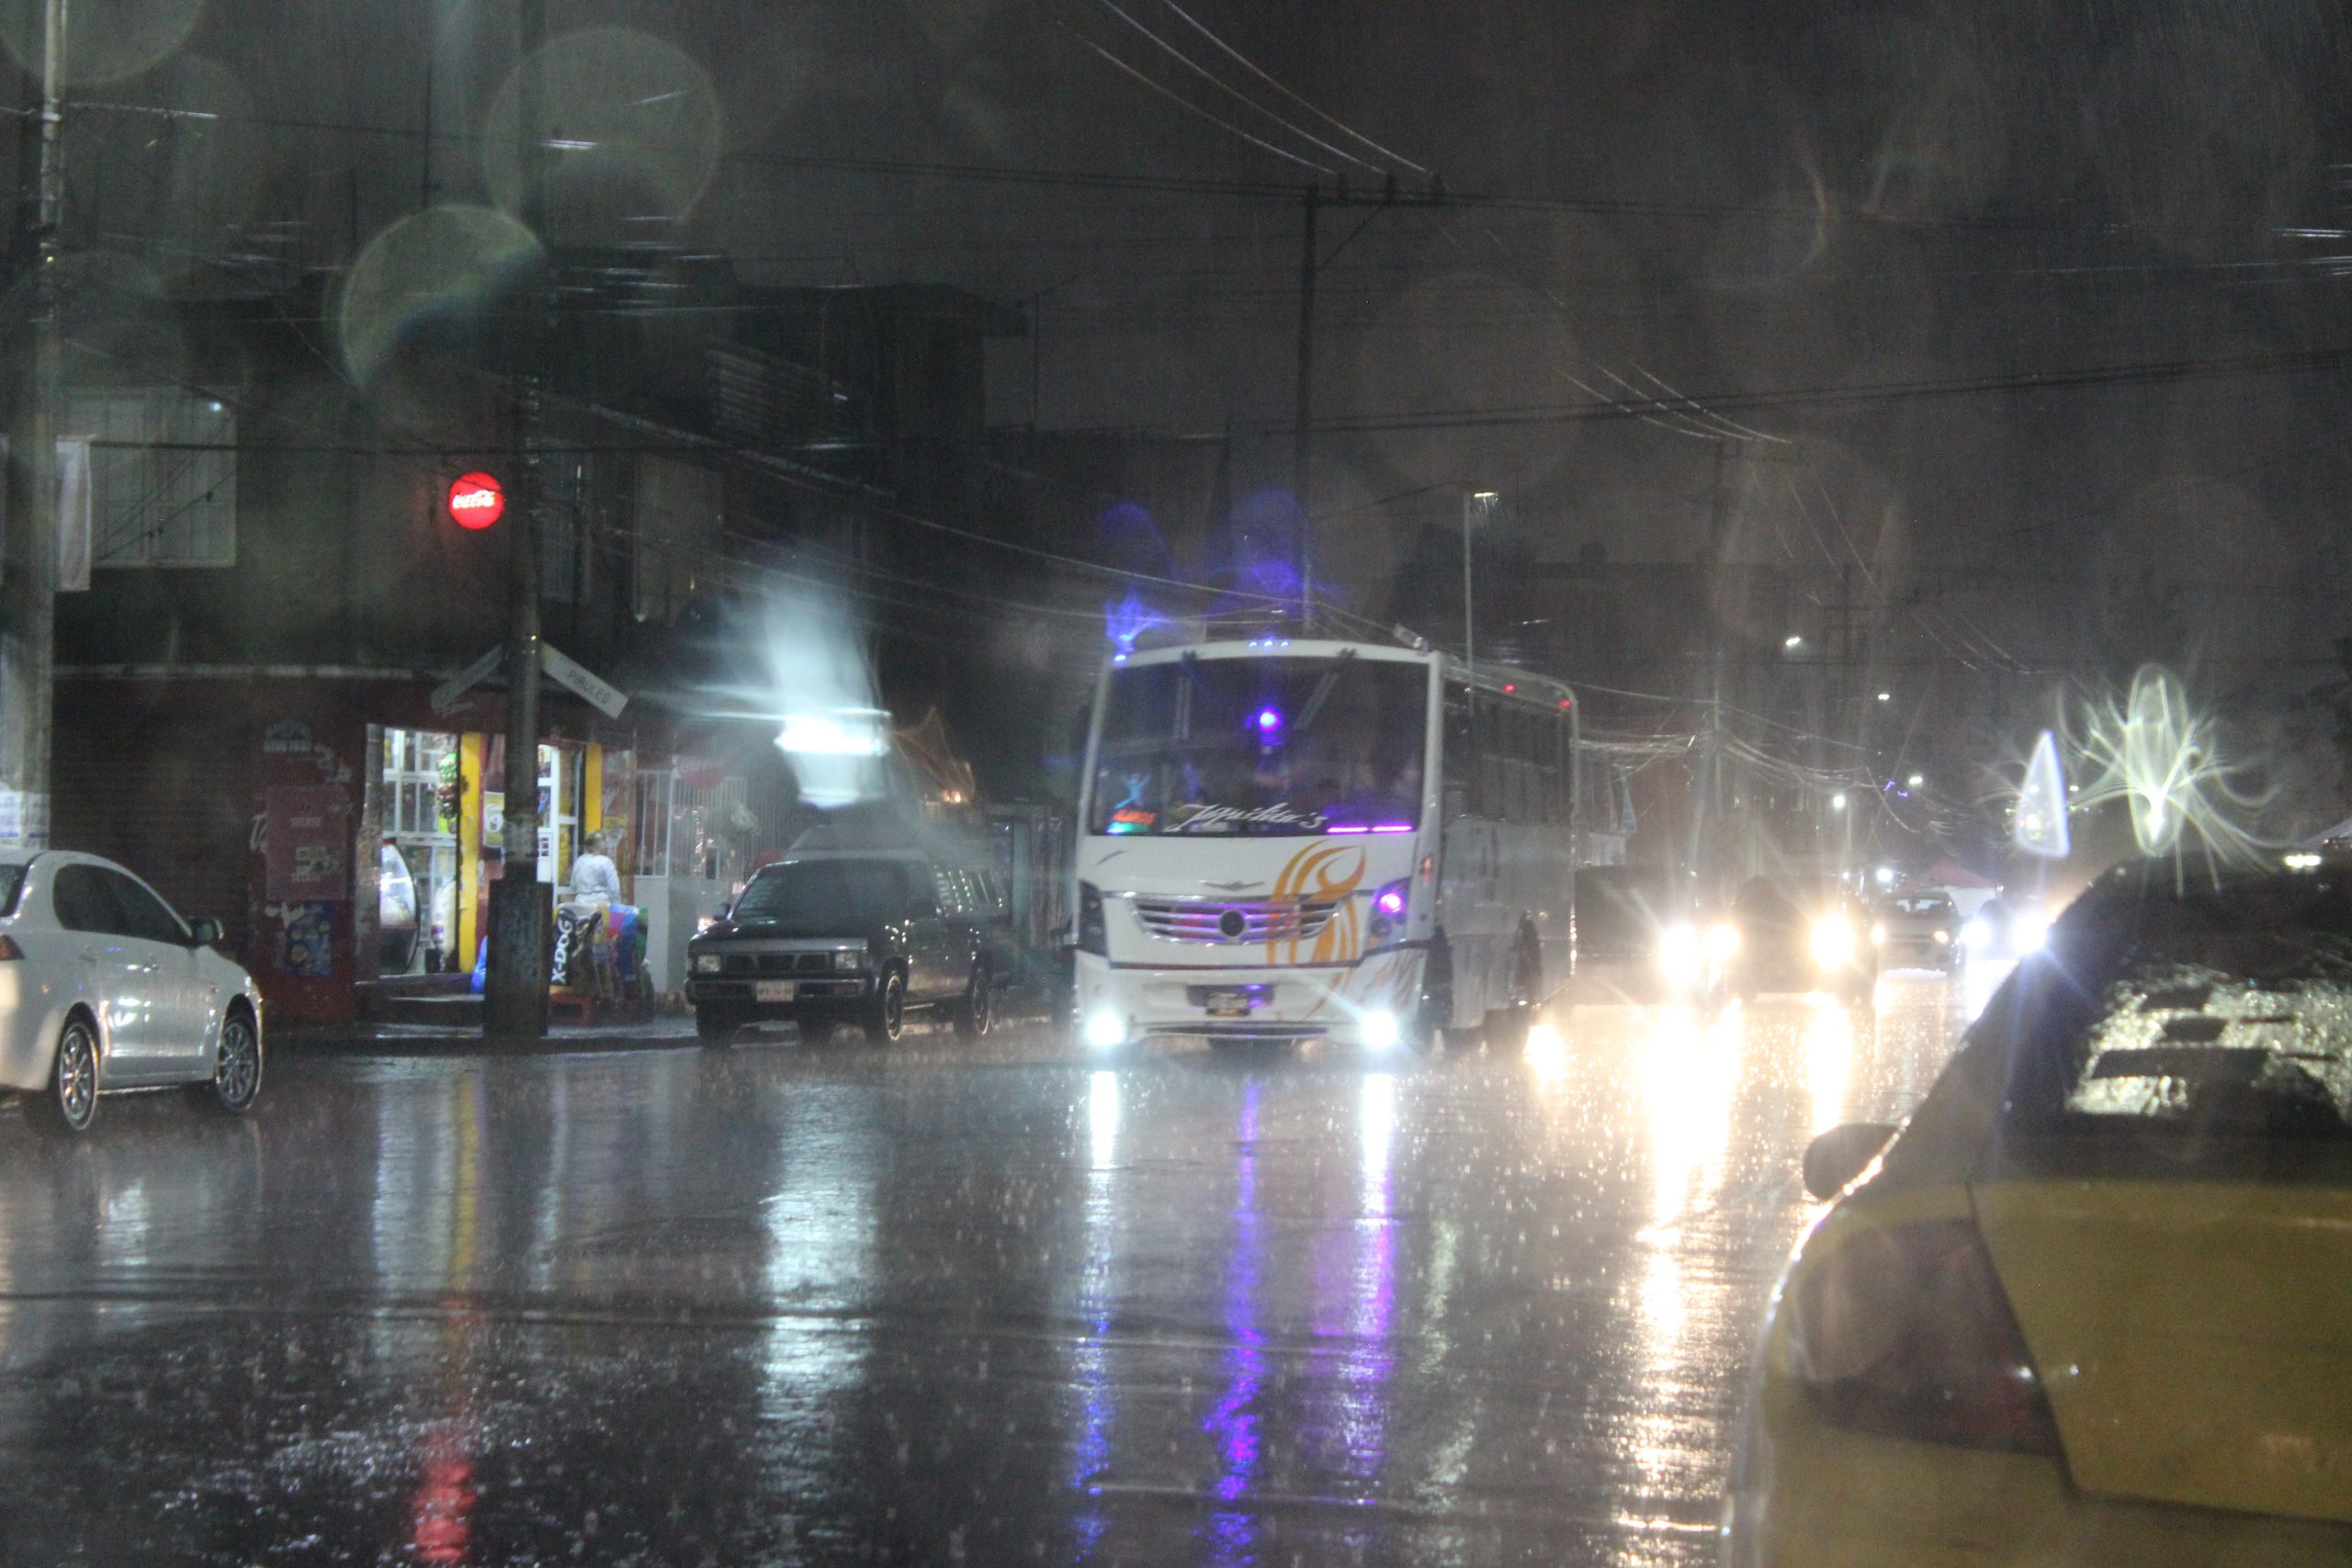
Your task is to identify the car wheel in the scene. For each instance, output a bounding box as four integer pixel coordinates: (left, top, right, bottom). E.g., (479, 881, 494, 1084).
(30, 1015, 99, 1136)
(863, 969, 907, 1044)
(695, 1005, 744, 1045)
(952, 966, 994, 1039)
(209, 1008, 262, 1113)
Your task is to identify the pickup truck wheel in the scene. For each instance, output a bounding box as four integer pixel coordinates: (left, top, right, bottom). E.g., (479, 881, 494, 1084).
(951, 966, 994, 1039)
(863, 969, 907, 1044)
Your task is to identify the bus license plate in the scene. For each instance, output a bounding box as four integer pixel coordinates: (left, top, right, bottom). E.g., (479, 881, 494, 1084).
(754, 980, 796, 1002)
(1204, 989, 1254, 1018)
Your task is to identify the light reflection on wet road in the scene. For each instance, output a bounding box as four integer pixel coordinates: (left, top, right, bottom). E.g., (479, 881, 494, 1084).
(0, 971, 1994, 1564)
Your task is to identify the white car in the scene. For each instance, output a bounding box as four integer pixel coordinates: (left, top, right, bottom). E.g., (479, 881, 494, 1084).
(0, 851, 265, 1134)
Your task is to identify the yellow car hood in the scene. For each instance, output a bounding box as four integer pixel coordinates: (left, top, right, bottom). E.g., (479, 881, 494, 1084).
(1975, 1179, 2352, 1523)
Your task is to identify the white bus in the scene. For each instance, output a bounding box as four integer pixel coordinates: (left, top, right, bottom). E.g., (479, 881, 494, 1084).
(1070, 634, 1579, 1051)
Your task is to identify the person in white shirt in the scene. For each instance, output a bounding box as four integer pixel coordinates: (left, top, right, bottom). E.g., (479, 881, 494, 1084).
(571, 831, 623, 905)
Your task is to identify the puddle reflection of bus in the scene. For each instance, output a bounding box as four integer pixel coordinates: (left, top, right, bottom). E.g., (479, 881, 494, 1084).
(1071, 632, 1579, 1052)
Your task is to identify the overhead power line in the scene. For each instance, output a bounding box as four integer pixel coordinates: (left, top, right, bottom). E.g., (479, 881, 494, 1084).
(1151, 0, 1429, 175)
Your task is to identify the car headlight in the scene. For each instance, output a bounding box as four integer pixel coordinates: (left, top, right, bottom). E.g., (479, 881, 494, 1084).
(1703, 921, 1741, 963)
(1809, 915, 1858, 968)
(693, 953, 722, 974)
(2014, 910, 2050, 952)
(1657, 921, 1702, 980)
(1931, 928, 1950, 945)
(1083, 1009, 1126, 1049)
(833, 948, 865, 970)
(1870, 922, 1889, 945)
(1961, 918, 1991, 950)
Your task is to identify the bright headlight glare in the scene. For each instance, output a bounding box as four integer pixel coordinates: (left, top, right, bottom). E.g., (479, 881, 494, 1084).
(1961, 918, 1991, 950)
(2016, 911, 2050, 952)
(1810, 915, 1858, 967)
(1362, 1010, 1400, 1050)
(833, 948, 865, 970)
(1931, 929, 1950, 945)
(1083, 1010, 1126, 1050)
(692, 953, 722, 974)
(1871, 923, 1889, 945)
(1703, 921, 1741, 962)
(1657, 921, 1702, 979)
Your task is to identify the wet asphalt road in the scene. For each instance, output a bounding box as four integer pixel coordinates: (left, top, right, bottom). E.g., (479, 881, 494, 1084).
(0, 971, 1997, 1567)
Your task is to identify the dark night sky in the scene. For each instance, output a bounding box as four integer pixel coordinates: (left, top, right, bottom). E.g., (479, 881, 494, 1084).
(19, 0, 2352, 696)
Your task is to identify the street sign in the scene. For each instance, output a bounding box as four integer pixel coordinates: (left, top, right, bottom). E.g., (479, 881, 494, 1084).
(539, 642, 628, 718)
(447, 472, 504, 529)
(431, 644, 503, 714)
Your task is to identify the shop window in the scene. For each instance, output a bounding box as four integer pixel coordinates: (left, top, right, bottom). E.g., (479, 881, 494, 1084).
(70, 389, 236, 568)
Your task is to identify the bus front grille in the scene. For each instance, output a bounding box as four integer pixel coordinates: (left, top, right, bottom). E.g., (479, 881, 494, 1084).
(1131, 897, 1340, 945)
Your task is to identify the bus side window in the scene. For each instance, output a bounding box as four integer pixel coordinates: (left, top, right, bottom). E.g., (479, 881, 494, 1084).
(1467, 700, 1505, 822)
(1443, 685, 1476, 819)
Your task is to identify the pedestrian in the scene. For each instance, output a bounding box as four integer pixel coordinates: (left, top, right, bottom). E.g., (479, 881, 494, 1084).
(572, 830, 623, 905)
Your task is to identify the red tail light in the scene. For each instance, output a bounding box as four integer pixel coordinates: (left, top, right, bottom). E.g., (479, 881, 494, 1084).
(1788, 1218, 2060, 1453)
(0, 934, 22, 960)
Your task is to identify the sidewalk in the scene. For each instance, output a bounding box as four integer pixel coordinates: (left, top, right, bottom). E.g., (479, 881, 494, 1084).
(277, 1013, 703, 1057)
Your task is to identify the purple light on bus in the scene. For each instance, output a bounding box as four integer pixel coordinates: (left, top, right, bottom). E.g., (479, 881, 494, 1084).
(1374, 887, 1407, 917)
(1254, 707, 1283, 732)
(1326, 824, 1370, 834)
(1371, 823, 1414, 833)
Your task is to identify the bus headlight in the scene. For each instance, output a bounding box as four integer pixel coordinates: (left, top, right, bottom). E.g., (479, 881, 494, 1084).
(1077, 883, 1107, 955)
(1361, 1009, 1400, 1050)
(1083, 1010, 1126, 1050)
(1810, 915, 1858, 968)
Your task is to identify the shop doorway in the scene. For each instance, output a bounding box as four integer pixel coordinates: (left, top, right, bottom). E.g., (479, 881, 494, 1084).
(380, 728, 459, 974)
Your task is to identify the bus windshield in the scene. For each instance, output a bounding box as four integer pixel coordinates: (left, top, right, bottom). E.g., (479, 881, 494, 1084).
(1091, 657, 1429, 836)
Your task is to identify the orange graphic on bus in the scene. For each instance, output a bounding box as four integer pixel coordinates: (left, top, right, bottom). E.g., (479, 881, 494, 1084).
(1267, 841, 1366, 964)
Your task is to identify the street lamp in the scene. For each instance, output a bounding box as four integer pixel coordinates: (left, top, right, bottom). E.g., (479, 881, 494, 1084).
(1906, 772, 1925, 788)
(1783, 634, 1804, 649)
(1876, 691, 1893, 703)
(1830, 792, 1849, 811)
(1463, 490, 1499, 666)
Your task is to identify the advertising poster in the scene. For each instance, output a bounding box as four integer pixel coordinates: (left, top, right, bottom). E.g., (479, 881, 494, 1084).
(266, 785, 351, 900)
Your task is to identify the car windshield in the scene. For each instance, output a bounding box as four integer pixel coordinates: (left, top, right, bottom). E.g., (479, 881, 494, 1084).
(1089, 657, 1428, 835)
(0, 863, 24, 917)
(732, 860, 913, 925)
(1888, 896, 1953, 919)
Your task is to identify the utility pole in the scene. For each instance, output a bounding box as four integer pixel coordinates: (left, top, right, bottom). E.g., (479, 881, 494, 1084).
(1, 0, 66, 849)
(1292, 181, 1317, 620)
(483, 0, 549, 1041)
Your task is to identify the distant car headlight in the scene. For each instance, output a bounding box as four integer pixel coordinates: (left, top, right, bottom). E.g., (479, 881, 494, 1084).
(1870, 922, 1889, 945)
(834, 948, 865, 970)
(1657, 921, 1702, 981)
(1931, 928, 1950, 945)
(1810, 915, 1858, 968)
(1961, 918, 1991, 950)
(693, 953, 722, 974)
(1703, 921, 1741, 963)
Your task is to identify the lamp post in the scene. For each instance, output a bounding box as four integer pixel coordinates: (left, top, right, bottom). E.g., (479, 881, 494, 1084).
(1463, 490, 1498, 665)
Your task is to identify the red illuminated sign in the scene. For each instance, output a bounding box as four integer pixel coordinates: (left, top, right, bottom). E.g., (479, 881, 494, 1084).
(447, 472, 504, 529)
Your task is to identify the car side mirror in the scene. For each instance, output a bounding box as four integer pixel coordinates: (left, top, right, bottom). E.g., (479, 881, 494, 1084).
(187, 917, 223, 948)
(1802, 1122, 1897, 1201)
